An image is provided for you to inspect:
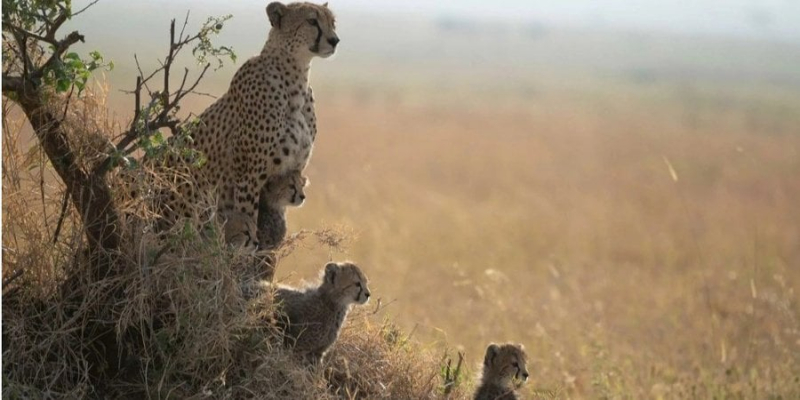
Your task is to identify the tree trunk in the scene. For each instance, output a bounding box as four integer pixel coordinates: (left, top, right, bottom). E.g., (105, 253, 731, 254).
(14, 82, 120, 270)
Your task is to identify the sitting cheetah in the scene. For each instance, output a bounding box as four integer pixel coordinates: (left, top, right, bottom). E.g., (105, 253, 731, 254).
(162, 1, 338, 236)
(474, 343, 529, 400)
(273, 261, 370, 364)
(257, 170, 308, 250)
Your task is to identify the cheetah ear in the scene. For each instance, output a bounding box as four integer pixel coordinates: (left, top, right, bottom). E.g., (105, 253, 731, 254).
(323, 2, 329, 7)
(484, 343, 500, 367)
(324, 262, 338, 284)
(267, 2, 287, 29)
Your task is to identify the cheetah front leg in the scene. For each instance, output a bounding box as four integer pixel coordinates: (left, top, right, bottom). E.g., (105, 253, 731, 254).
(228, 137, 260, 218)
(233, 169, 263, 217)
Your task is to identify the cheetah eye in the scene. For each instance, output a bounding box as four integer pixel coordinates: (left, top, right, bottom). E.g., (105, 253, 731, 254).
(307, 18, 319, 26)
(355, 282, 362, 288)
(513, 362, 520, 368)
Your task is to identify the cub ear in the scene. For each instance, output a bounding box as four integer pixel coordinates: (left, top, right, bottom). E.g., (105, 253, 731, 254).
(484, 343, 500, 367)
(323, 2, 329, 7)
(266, 2, 288, 28)
(324, 262, 338, 284)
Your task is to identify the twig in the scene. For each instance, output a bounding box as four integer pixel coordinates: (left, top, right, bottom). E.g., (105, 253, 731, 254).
(52, 190, 71, 244)
(133, 54, 155, 94)
(71, 0, 101, 18)
(443, 351, 465, 395)
(3, 22, 51, 44)
(61, 83, 76, 121)
(188, 90, 218, 99)
(163, 20, 176, 105)
(2, 269, 25, 289)
(178, 11, 191, 48)
(369, 297, 397, 315)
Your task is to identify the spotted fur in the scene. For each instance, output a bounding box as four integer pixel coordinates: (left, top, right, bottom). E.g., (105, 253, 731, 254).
(257, 170, 307, 250)
(219, 210, 259, 251)
(158, 2, 337, 238)
(274, 262, 370, 364)
(474, 343, 529, 400)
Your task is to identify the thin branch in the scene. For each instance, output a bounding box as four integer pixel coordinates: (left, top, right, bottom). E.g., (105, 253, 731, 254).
(61, 83, 76, 120)
(173, 63, 210, 105)
(178, 11, 191, 43)
(133, 54, 156, 94)
(2, 269, 24, 289)
(163, 19, 176, 106)
(52, 190, 71, 244)
(187, 90, 218, 99)
(3, 22, 52, 45)
(71, 0, 101, 18)
(127, 76, 142, 134)
(175, 67, 190, 100)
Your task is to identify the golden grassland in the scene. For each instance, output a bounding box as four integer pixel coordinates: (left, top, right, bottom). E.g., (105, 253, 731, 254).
(284, 81, 800, 397)
(4, 65, 800, 397)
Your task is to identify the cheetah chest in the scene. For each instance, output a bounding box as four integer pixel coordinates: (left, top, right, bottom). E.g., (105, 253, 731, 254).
(273, 90, 315, 173)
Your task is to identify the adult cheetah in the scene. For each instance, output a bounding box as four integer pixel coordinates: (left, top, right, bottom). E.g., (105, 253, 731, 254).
(166, 1, 338, 229)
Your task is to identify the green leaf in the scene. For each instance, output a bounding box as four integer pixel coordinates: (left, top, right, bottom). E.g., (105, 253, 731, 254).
(56, 79, 71, 93)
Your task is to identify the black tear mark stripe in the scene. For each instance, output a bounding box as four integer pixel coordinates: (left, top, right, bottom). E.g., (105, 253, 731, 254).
(355, 286, 363, 301)
(313, 23, 323, 51)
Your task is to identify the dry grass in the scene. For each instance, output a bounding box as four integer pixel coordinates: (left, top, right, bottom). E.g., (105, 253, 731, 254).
(2, 86, 461, 399)
(283, 84, 800, 398)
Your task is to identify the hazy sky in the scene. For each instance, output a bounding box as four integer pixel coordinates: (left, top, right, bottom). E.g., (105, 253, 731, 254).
(71, 1, 800, 42)
(213, 0, 798, 42)
(331, 0, 800, 40)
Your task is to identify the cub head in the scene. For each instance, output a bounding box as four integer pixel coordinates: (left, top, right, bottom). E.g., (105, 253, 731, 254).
(263, 170, 308, 208)
(320, 261, 370, 306)
(219, 210, 259, 251)
(266, 2, 339, 58)
(481, 343, 529, 388)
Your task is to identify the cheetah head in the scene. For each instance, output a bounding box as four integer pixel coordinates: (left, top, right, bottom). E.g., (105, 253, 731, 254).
(264, 170, 308, 208)
(266, 2, 339, 58)
(219, 210, 259, 251)
(320, 261, 371, 306)
(481, 343, 529, 389)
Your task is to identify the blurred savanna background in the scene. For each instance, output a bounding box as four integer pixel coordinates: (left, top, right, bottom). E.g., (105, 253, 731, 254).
(4, 0, 800, 398)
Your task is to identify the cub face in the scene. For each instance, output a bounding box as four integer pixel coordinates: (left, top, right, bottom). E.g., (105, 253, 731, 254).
(266, 1, 339, 58)
(219, 210, 259, 251)
(320, 261, 371, 306)
(482, 343, 529, 387)
(262, 170, 308, 208)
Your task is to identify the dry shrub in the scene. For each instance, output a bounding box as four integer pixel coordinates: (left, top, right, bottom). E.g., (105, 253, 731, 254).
(2, 88, 462, 399)
(325, 312, 466, 400)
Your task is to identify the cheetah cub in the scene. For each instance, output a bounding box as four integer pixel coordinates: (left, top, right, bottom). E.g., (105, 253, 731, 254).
(256, 170, 308, 250)
(474, 343, 529, 400)
(274, 261, 370, 364)
(218, 210, 259, 251)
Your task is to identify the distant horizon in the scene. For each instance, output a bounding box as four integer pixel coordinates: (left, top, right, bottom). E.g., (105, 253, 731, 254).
(216, 0, 800, 42)
(66, 0, 800, 46)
